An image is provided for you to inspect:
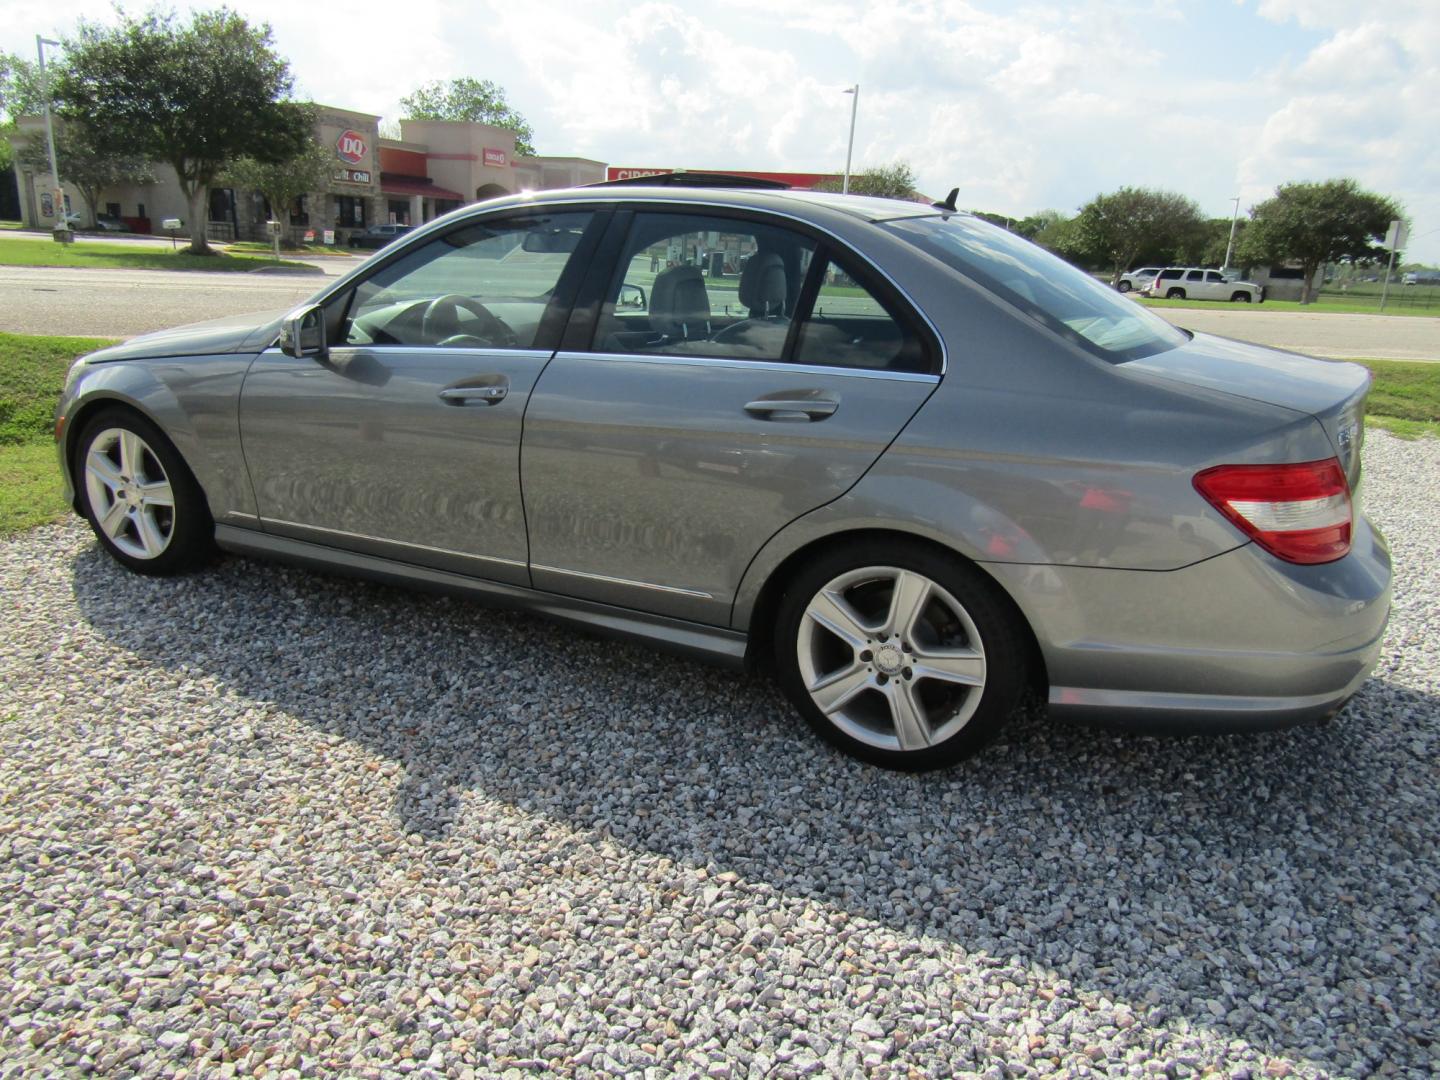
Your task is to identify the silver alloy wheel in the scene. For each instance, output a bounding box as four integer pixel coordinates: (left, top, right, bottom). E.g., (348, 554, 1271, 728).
(83, 427, 176, 560)
(796, 566, 987, 752)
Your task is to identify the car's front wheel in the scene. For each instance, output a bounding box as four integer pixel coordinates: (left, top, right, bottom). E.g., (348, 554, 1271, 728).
(75, 409, 213, 576)
(773, 541, 1029, 770)
(1117, 281, 1132, 293)
(1230, 291, 1252, 303)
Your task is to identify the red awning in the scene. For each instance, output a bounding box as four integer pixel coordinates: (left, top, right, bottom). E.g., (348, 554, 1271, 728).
(380, 173, 465, 200)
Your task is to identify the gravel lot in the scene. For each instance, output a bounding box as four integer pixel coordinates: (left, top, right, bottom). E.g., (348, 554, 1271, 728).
(2, 432, 1436, 1078)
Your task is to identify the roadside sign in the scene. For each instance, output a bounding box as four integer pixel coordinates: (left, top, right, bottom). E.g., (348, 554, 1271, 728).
(1385, 220, 1408, 250)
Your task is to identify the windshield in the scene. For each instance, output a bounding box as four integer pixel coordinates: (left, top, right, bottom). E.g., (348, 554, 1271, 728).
(884, 215, 1188, 362)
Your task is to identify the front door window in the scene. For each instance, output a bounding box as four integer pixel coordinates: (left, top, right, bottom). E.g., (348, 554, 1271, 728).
(342, 212, 594, 350)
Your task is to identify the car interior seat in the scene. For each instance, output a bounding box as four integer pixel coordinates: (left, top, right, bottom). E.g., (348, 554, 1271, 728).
(648, 265, 712, 341)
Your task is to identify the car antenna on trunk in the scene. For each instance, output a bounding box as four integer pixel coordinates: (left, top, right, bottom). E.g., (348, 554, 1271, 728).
(932, 188, 959, 212)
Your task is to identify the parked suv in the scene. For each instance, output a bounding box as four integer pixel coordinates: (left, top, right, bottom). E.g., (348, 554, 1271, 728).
(1151, 267, 1264, 303)
(1117, 266, 1163, 293)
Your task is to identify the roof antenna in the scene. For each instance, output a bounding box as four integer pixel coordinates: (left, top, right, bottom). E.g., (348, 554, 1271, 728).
(932, 187, 959, 212)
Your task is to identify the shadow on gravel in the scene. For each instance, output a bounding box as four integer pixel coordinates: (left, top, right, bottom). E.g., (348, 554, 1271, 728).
(72, 546, 1438, 1072)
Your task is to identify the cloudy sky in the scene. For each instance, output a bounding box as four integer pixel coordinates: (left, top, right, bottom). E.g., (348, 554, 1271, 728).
(6, 0, 1438, 261)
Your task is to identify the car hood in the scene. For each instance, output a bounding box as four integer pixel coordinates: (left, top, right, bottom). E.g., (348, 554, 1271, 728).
(85, 308, 289, 363)
(1124, 331, 1372, 485)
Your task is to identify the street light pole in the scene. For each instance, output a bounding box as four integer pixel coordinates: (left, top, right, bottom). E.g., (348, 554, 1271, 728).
(1222, 195, 1240, 272)
(841, 84, 859, 195)
(36, 35, 68, 236)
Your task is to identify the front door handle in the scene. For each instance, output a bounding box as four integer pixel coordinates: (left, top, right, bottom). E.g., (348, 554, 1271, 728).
(439, 383, 508, 406)
(744, 397, 839, 422)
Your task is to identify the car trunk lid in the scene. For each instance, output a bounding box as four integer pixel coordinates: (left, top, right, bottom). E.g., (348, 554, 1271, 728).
(1124, 331, 1370, 487)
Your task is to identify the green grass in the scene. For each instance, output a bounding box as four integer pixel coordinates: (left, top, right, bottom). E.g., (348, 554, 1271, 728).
(1136, 295, 1439, 318)
(0, 234, 313, 273)
(1350, 359, 1440, 438)
(0, 441, 71, 533)
(0, 332, 115, 536)
(226, 240, 355, 258)
(0, 220, 24, 231)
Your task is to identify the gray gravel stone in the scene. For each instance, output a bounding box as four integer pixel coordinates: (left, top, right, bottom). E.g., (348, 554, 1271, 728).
(1, 431, 1437, 1077)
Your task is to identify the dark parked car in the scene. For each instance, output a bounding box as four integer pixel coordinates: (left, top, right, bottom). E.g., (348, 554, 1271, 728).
(54, 184, 1389, 770)
(92, 214, 129, 232)
(349, 223, 414, 250)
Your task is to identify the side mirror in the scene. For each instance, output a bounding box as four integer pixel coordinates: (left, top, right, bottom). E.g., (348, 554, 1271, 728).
(280, 303, 327, 359)
(619, 283, 647, 309)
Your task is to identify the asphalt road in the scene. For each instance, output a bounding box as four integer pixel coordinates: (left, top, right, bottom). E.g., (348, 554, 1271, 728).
(1156, 307, 1440, 362)
(0, 264, 345, 340)
(2, 264, 1438, 360)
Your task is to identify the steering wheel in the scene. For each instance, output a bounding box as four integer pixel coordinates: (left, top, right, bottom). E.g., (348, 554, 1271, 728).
(421, 294, 519, 348)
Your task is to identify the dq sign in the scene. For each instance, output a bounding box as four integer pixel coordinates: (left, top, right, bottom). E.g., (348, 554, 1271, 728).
(336, 129, 368, 165)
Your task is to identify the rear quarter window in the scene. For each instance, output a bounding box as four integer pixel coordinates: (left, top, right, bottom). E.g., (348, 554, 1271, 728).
(886, 216, 1189, 363)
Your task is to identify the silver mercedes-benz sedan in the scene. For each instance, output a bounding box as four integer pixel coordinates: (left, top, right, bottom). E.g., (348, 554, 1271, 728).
(55, 182, 1390, 770)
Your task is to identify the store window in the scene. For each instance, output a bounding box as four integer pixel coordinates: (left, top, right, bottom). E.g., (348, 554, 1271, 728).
(334, 195, 366, 229)
(387, 199, 411, 226)
(289, 195, 309, 228)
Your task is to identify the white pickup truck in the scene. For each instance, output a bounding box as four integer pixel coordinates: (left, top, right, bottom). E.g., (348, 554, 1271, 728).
(1148, 267, 1264, 303)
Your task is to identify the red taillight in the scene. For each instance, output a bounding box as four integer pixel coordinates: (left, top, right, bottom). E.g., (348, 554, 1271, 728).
(1193, 458, 1352, 565)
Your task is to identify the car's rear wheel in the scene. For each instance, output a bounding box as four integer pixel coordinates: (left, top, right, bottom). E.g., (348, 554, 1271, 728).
(1166, 288, 1186, 300)
(75, 409, 212, 576)
(773, 541, 1028, 771)
(1230, 291, 1252, 303)
(1117, 281, 1132, 293)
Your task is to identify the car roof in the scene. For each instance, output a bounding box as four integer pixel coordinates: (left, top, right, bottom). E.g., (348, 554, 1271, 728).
(483, 184, 945, 225)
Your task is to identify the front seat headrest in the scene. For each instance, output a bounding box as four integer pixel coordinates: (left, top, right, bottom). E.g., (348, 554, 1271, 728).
(649, 265, 711, 339)
(738, 251, 787, 317)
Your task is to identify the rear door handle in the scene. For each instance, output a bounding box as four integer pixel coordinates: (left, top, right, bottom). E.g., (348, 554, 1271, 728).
(439, 383, 508, 405)
(744, 397, 839, 422)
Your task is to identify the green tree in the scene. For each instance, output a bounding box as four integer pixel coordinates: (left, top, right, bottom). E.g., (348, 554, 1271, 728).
(400, 77, 536, 156)
(221, 121, 333, 243)
(813, 161, 918, 200)
(1237, 179, 1402, 304)
(19, 120, 153, 226)
(1070, 186, 1205, 286)
(56, 9, 310, 254)
(1, 52, 47, 179)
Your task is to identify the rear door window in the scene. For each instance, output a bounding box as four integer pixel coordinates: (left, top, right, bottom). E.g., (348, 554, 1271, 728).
(794, 255, 930, 373)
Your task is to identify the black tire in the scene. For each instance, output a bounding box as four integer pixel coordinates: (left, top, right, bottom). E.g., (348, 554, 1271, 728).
(1117, 281, 1132, 293)
(1230, 291, 1252, 303)
(1166, 288, 1186, 300)
(73, 408, 214, 576)
(772, 539, 1030, 771)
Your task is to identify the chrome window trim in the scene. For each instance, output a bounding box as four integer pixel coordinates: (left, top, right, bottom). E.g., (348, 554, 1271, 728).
(554, 350, 940, 384)
(324, 344, 555, 360)
(260, 517, 527, 569)
(309, 195, 949, 376)
(531, 563, 714, 600)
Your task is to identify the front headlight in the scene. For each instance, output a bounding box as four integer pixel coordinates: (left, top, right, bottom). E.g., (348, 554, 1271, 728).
(63, 357, 90, 395)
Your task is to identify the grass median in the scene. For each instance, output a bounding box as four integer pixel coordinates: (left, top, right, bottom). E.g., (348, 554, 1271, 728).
(0, 333, 1436, 537)
(0, 234, 314, 273)
(1, 332, 115, 535)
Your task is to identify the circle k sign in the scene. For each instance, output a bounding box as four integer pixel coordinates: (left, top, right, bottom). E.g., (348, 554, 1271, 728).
(336, 130, 368, 164)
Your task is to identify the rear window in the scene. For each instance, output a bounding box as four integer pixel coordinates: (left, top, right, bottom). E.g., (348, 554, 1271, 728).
(885, 216, 1188, 363)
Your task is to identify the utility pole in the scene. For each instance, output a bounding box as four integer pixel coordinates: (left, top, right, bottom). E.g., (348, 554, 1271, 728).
(1222, 195, 1240, 272)
(842, 85, 859, 195)
(36, 35, 70, 239)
